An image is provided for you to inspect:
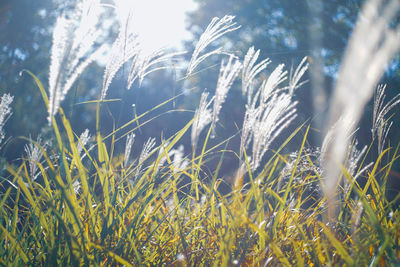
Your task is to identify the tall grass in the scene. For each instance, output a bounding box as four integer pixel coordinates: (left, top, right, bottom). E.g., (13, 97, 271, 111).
(322, 0, 400, 220)
(0, 0, 400, 265)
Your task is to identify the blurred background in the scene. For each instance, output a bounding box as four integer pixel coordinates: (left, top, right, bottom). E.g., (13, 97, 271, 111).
(1, 0, 399, 194)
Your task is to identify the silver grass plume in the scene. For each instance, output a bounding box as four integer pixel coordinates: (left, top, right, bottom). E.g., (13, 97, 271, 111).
(25, 137, 46, 181)
(102, 29, 139, 99)
(239, 63, 298, 168)
(343, 141, 369, 195)
(371, 84, 400, 154)
(170, 145, 189, 174)
(191, 91, 213, 149)
(211, 55, 242, 138)
(124, 132, 135, 166)
(241, 46, 270, 96)
(288, 56, 309, 96)
(320, 117, 357, 166)
(239, 100, 260, 161)
(322, 0, 400, 220)
(134, 137, 156, 180)
(249, 93, 297, 171)
(187, 15, 240, 76)
(260, 64, 287, 103)
(48, 0, 103, 124)
(155, 142, 188, 174)
(0, 94, 13, 144)
(101, 2, 139, 99)
(320, 118, 359, 195)
(77, 128, 91, 158)
(127, 47, 186, 89)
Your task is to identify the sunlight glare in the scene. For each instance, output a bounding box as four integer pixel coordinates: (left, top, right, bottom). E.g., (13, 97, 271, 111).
(116, 0, 197, 54)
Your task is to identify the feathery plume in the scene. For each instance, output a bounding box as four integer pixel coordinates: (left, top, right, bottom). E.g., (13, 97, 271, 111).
(102, 32, 140, 99)
(77, 129, 91, 156)
(239, 63, 298, 171)
(343, 141, 369, 195)
(211, 55, 242, 138)
(25, 137, 46, 181)
(320, 117, 357, 166)
(0, 94, 13, 144)
(101, 2, 139, 99)
(241, 46, 270, 96)
(250, 93, 297, 171)
(114, 0, 135, 31)
(239, 102, 260, 160)
(320, 118, 359, 198)
(124, 132, 135, 167)
(155, 142, 189, 174)
(288, 56, 309, 96)
(260, 63, 287, 103)
(322, 0, 400, 220)
(347, 142, 367, 177)
(187, 15, 240, 76)
(371, 84, 400, 154)
(48, 0, 103, 124)
(170, 145, 189, 173)
(191, 91, 213, 149)
(127, 48, 186, 89)
(134, 137, 156, 180)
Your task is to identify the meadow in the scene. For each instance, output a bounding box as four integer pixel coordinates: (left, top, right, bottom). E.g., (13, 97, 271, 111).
(1, 0, 400, 265)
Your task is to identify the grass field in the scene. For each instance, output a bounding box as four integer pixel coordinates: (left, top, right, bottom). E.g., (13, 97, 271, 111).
(1, 0, 400, 265)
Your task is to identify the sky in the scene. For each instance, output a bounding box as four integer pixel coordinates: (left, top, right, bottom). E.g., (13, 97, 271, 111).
(125, 0, 198, 53)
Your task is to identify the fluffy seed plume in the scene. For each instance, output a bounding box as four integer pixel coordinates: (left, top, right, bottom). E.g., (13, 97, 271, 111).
(239, 63, 298, 169)
(320, 117, 357, 167)
(249, 93, 297, 171)
(101, 1, 139, 99)
(77, 128, 91, 157)
(343, 141, 369, 194)
(170, 145, 189, 173)
(241, 46, 270, 96)
(322, 0, 400, 220)
(0, 93, 13, 144)
(288, 56, 309, 96)
(102, 30, 140, 99)
(124, 132, 135, 166)
(134, 137, 156, 180)
(127, 48, 186, 89)
(260, 64, 287, 103)
(239, 103, 260, 160)
(211, 55, 242, 138)
(187, 15, 240, 76)
(48, 0, 103, 124)
(25, 137, 46, 181)
(191, 91, 213, 149)
(371, 84, 400, 154)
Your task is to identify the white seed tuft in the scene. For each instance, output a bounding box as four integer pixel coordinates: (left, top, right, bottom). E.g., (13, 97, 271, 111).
(48, 0, 103, 123)
(0, 94, 13, 144)
(211, 55, 242, 138)
(191, 92, 213, 149)
(124, 132, 135, 167)
(187, 15, 240, 76)
(241, 46, 270, 96)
